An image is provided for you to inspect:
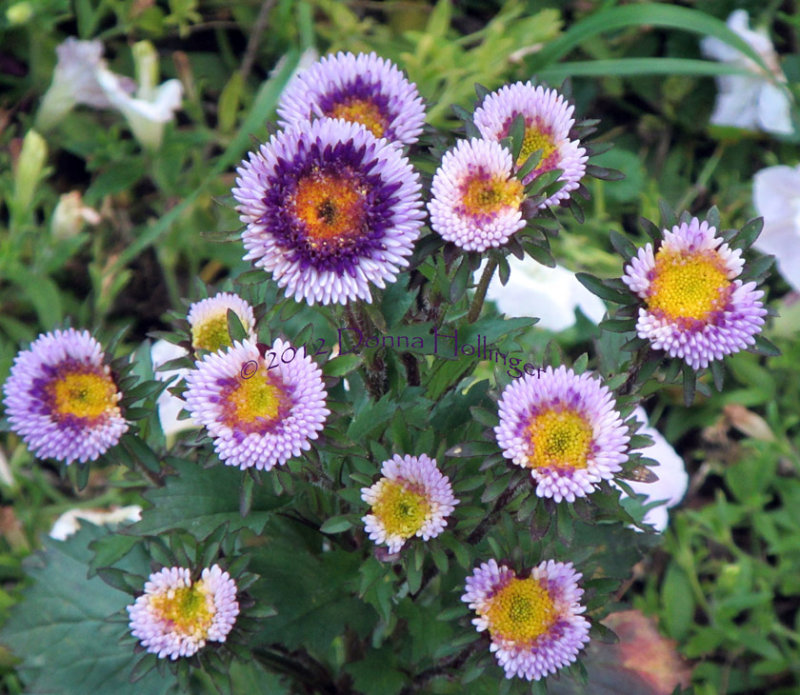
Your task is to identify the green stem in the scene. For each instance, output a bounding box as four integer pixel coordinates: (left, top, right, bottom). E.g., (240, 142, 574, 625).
(467, 257, 498, 323)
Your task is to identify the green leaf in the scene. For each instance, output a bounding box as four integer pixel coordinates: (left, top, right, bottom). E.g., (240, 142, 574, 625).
(227, 308, 248, 342)
(539, 57, 761, 80)
(661, 564, 695, 640)
(575, 273, 628, 304)
(0, 526, 176, 695)
(131, 458, 288, 538)
(609, 230, 638, 261)
(319, 516, 354, 534)
(731, 217, 764, 250)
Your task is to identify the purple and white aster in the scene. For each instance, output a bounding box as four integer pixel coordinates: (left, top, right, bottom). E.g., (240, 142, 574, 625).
(462, 559, 590, 681)
(187, 292, 256, 352)
(361, 454, 458, 553)
(494, 365, 629, 503)
(233, 117, 424, 305)
(276, 51, 426, 145)
(473, 81, 588, 208)
(622, 217, 768, 370)
(2, 328, 128, 465)
(428, 138, 525, 251)
(127, 564, 239, 660)
(183, 338, 328, 470)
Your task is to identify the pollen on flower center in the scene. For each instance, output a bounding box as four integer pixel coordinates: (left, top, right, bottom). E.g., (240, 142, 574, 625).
(372, 480, 431, 538)
(150, 584, 213, 637)
(485, 577, 556, 643)
(517, 123, 557, 167)
(648, 250, 730, 321)
(327, 98, 388, 137)
(292, 172, 367, 244)
(192, 314, 232, 352)
(461, 173, 523, 216)
(526, 408, 593, 470)
(224, 370, 284, 429)
(49, 369, 118, 420)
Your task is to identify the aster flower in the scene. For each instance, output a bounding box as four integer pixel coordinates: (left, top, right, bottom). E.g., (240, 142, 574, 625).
(183, 338, 328, 470)
(187, 292, 256, 352)
(276, 51, 426, 145)
(472, 81, 588, 208)
(127, 564, 239, 660)
(35, 37, 135, 131)
(614, 408, 688, 533)
(428, 138, 525, 251)
(753, 164, 800, 292)
(2, 328, 128, 465)
(462, 559, 590, 681)
(361, 454, 458, 553)
(477, 257, 606, 330)
(701, 10, 793, 136)
(621, 217, 768, 370)
(233, 117, 424, 305)
(494, 365, 629, 503)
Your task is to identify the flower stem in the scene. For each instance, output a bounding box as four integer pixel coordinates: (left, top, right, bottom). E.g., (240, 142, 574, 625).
(467, 257, 498, 323)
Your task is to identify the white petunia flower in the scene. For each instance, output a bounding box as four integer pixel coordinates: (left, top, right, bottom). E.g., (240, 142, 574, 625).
(477, 257, 606, 331)
(150, 340, 197, 440)
(617, 408, 689, 533)
(753, 164, 800, 292)
(701, 10, 793, 135)
(49, 505, 142, 541)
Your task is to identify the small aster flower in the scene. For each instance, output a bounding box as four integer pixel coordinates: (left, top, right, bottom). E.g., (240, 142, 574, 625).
(473, 82, 588, 208)
(2, 328, 128, 465)
(753, 164, 800, 292)
(183, 338, 329, 470)
(127, 564, 239, 660)
(494, 365, 629, 503)
(462, 559, 590, 681)
(233, 117, 424, 305)
(187, 292, 256, 352)
(428, 138, 525, 251)
(621, 217, 768, 370)
(701, 10, 793, 136)
(277, 51, 426, 145)
(361, 454, 458, 553)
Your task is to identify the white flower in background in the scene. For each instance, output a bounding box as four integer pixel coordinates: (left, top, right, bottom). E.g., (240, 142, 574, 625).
(96, 41, 183, 150)
(701, 10, 793, 135)
(477, 257, 606, 331)
(51, 191, 101, 240)
(0, 446, 12, 487)
(753, 164, 800, 292)
(151, 339, 197, 440)
(49, 505, 142, 541)
(35, 37, 135, 131)
(617, 408, 689, 533)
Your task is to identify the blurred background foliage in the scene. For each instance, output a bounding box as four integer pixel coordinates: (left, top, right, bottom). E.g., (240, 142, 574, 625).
(1, 0, 799, 693)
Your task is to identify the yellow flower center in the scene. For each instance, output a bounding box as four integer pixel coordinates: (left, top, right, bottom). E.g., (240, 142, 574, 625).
(192, 313, 234, 352)
(461, 174, 523, 216)
(50, 369, 119, 420)
(517, 123, 558, 169)
(327, 98, 388, 138)
(647, 250, 730, 321)
(526, 408, 593, 470)
(485, 577, 556, 644)
(372, 480, 431, 540)
(292, 172, 367, 246)
(150, 583, 214, 638)
(225, 369, 284, 429)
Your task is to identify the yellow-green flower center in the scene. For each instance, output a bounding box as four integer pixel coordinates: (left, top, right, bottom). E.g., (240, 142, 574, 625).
(461, 174, 523, 216)
(225, 369, 284, 429)
(150, 583, 214, 638)
(292, 172, 366, 246)
(50, 369, 118, 420)
(647, 250, 730, 321)
(192, 314, 234, 352)
(327, 98, 388, 138)
(526, 408, 593, 470)
(485, 577, 556, 643)
(517, 123, 557, 169)
(372, 480, 430, 540)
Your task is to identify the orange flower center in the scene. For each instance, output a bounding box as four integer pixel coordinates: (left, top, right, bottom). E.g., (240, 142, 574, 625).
(224, 368, 284, 429)
(328, 98, 388, 138)
(461, 173, 523, 216)
(49, 368, 119, 421)
(150, 582, 214, 639)
(292, 172, 367, 246)
(371, 480, 430, 539)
